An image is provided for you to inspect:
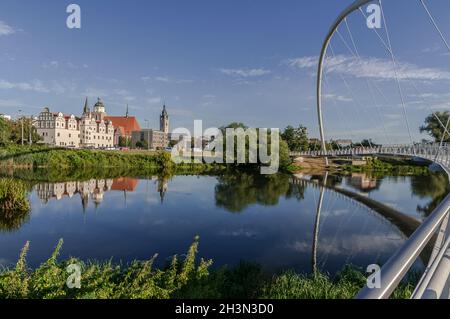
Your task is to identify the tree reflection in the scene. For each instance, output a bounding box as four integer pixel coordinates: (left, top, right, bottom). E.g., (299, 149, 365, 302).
(410, 172, 450, 217)
(214, 172, 306, 213)
(0, 209, 30, 232)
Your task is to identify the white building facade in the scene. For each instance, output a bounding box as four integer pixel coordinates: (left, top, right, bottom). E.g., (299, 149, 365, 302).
(35, 98, 115, 148)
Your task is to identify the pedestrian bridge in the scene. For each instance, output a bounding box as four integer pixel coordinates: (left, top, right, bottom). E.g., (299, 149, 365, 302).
(310, 0, 450, 298)
(293, 144, 450, 298)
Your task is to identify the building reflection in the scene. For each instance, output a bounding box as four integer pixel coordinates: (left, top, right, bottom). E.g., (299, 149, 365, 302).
(349, 173, 379, 192)
(34, 176, 169, 209)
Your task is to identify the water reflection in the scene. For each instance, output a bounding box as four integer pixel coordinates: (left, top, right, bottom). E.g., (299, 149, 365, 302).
(215, 172, 306, 213)
(33, 176, 169, 209)
(0, 171, 447, 275)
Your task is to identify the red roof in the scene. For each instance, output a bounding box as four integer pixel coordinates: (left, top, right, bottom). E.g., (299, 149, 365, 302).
(105, 116, 141, 137)
(112, 177, 139, 192)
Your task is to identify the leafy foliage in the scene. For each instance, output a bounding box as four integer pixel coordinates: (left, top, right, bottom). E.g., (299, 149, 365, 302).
(0, 117, 41, 146)
(420, 111, 450, 142)
(281, 125, 309, 152)
(0, 178, 30, 232)
(0, 240, 415, 299)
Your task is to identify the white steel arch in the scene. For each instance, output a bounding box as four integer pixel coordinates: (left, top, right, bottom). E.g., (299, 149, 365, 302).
(316, 0, 375, 164)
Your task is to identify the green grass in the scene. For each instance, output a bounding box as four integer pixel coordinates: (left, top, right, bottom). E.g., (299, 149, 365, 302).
(0, 178, 30, 214)
(340, 158, 430, 175)
(0, 178, 30, 232)
(0, 239, 415, 299)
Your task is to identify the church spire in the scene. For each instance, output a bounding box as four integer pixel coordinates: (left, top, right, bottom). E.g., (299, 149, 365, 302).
(126, 104, 129, 118)
(83, 97, 89, 114)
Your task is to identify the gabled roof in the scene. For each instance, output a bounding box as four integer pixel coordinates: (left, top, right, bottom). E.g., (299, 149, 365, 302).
(105, 116, 141, 136)
(111, 177, 139, 192)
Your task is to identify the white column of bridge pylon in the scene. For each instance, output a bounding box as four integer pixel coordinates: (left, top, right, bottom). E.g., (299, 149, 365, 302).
(316, 0, 385, 162)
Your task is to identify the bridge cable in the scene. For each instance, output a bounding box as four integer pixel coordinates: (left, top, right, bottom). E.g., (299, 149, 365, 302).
(359, 5, 450, 141)
(419, 0, 450, 53)
(379, 0, 416, 154)
(344, 17, 391, 146)
(322, 68, 360, 147)
(328, 43, 369, 149)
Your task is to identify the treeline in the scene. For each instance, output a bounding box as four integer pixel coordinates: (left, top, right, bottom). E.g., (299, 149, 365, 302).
(0, 117, 41, 146)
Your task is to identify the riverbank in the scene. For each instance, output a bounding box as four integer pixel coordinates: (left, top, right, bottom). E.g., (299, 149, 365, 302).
(0, 238, 415, 299)
(290, 156, 431, 175)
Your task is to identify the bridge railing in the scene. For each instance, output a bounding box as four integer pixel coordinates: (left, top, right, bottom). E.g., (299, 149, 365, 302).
(291, 144, 450, 168)
(355, 193, 450, 299)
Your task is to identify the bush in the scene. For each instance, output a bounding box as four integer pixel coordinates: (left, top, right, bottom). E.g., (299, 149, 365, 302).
(0, 178, 30, 214)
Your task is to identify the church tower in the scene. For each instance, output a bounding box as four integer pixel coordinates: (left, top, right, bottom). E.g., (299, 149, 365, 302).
(160, 104, 169, 134)
(93, 97, 106, 121)
(94, 97, 106, 114)
(83, 97, 90, 115)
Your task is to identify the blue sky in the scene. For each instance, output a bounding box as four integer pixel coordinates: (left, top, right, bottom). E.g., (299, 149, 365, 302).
(1, 0, 450, 144)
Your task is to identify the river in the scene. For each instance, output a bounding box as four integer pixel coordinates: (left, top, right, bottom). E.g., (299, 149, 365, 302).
(0, 171, 448, 275)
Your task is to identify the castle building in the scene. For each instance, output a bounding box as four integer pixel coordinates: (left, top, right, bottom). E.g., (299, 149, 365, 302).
(35, 98, 114, 148)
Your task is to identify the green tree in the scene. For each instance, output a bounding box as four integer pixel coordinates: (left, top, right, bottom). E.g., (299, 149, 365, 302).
(281, 125, 309, 152)
(135, 140, 149, 149)
(118, 136, 131, 147)
(420, 111, 450, 143)
(218, 123, 292, 171)
(0, 117, 12, 146)
(9, 118, 41, 145)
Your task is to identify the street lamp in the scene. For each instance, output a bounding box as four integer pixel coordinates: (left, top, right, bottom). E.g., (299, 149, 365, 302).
(144, 119, 150, 151)
(29, 115, 33, 145)
(18, 109, 24, 146)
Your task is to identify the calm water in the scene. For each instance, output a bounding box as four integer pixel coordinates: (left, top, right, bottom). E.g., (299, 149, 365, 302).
(0, 171, 448, 275)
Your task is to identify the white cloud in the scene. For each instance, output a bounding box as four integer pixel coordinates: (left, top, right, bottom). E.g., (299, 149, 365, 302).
(323, 94, 352, 102)
(0, 79, 50, 93)
(81, 88, 108, 98)
(42, 61, 59, 69)
(155, 76, 170, 83)
(220, 68, 271, 77)
(147, 97, 162, 104)
(287, 54, 450, 81)
(0, 21, 15, 36)
(202, 94, 216, 99)
(0, 99, 23, 108)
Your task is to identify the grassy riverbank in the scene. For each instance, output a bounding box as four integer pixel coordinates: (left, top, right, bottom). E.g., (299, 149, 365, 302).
(0, 238, 415, 299)
(339, 157, 430, 175)
(0, 146, 168, 169)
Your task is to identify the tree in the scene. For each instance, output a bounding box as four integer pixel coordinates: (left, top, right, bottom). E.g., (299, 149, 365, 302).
(0, 117, 41, 146)
(358, 139, 379, 148)
(281, 125, 309, 152)
(218, 123, 292, 171)
(118, 136, 131, 147)
(135, 140, 149, 149)
(0, 118, 11, 146)
(420, 111, 450, 143)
